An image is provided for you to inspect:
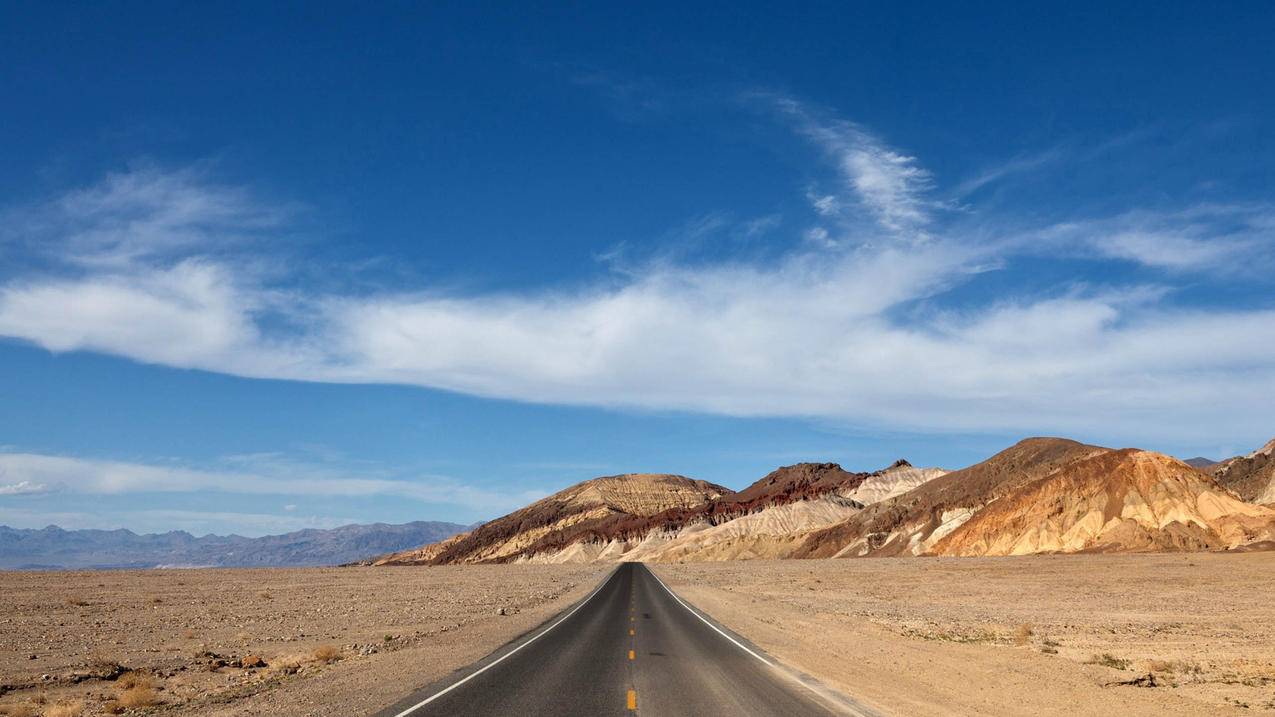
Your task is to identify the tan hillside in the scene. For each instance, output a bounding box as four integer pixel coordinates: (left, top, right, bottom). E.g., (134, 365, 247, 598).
(1208, 436, 1275, 504)
(791, 437, 1109, 558)
(373, 473, 729, 565)
(932, 449, 1275, 556)
(508, 462, 875, 563)
(518, 460, 946, 563)
(382, 460, 948, 566)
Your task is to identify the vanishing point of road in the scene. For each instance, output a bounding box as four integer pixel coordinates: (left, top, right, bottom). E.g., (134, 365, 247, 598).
(374, 562, 880, 717)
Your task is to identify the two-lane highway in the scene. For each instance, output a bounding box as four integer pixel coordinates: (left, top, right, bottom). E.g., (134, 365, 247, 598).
(375, 562, 878, 717)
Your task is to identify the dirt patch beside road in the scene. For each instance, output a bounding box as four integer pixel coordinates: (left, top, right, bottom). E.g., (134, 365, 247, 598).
(655, 553, 1275, 716)
(0, 565, 606, 716)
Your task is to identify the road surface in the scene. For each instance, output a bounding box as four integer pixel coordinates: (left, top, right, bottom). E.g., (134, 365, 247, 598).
(375, 562, 878, 717)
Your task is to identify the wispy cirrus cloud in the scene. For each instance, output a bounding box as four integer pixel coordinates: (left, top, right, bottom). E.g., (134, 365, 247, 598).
(0, 480, 50, 496)
(0, 99, 1273, 445)
(0, 452, 545, 515)
(1029, 204, 1275, 272)
(0, 505, 360, 536)
(771, 96, 937, 237)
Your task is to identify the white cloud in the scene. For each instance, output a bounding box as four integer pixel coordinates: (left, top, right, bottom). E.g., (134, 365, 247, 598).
(775, 98, 934, 236)
(0, 108, 1273, 445)
(1028, 205, 1275, 272)
(0, 505, 357, 536)
(0, 452, 545, 515)
(0, 480, 50, 496)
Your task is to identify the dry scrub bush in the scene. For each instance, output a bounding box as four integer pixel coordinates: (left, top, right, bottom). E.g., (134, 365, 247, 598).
(42, 701, 83, 717)
(312, 645, 341, 663)
(1086, 653, 1131, 670)
(116, 686, 160, 709)
(1147, 659, 1203, 674)
(1013, 623, 1034, 646)
(116, 672, 155, 691)
(0, 704, 37, 717)
(269, 645, 343, 675)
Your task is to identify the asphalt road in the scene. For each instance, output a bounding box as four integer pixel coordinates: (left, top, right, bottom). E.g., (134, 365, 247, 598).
(375, 562, 877, 717)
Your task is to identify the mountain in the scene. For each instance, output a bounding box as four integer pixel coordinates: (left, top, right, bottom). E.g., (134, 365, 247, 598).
(376, 460, 946, 565)
(1207, 437, 1275, 504)
(793, 438, 1107, 558)
(928, 449, 1275, 555)
(794, 438, 1275, 559)
(0, 521, 471, 569)
(373, 473, 730, 565)
(1184, 457, 1219, 468)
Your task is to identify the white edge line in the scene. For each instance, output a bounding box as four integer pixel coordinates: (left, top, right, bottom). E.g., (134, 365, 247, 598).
(647, 564, 875, 717)
(645, 565, 775, 667)
(392, 567, 618, 717)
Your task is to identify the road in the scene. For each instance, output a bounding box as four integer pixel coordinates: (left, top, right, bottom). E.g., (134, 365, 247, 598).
(375, 562, 878, 717)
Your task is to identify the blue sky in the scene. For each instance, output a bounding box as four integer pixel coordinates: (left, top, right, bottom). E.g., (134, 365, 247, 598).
(2, 3, 1273, 536)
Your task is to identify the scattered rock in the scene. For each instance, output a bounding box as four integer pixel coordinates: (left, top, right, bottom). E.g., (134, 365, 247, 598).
(239, 655, 267, 669)
(1109, 673, 1159, 688)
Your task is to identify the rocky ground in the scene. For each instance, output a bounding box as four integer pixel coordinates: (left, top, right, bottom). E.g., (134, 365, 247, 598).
(4, 554, 1272, 716)
(0, 565, 605, 716)
(655, 552, 1275, 716)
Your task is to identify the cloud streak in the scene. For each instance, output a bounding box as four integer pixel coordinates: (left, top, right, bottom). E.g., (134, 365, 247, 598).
(1, 101, 1273, 444)
(0, 452, 545, 515)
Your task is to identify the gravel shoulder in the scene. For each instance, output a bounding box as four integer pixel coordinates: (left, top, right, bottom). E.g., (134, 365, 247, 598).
(654, 553, 1275, 716)
(0, 565, 607, 716)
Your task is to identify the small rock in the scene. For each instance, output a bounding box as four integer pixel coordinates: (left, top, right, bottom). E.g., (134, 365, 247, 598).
(240, 655, 267, 669)
(496, 607, 508, 616)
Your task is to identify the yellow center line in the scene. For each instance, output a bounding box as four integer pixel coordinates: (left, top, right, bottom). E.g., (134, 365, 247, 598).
(628, 649, 635, 660)
(626, 689, 637, 710)
(629, 628, 635, 635)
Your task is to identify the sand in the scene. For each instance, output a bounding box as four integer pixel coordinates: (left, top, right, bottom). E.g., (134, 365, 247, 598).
(655, 552, 1275, 716)
(4, 553, 1273, 716)
(0, 565, 606, 716)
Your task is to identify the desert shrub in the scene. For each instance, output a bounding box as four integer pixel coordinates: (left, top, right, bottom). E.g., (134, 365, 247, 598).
(1147, 659, 1203, 674)
(0, 703, 38, 717)
(42, 701, 83, 717)
(116, 672, 155, 691)
(117, 686, 159, 709)
(312, 645, 341, 663)
(1086, 653, 1131, 670)
(1013, 623, 1034, 646)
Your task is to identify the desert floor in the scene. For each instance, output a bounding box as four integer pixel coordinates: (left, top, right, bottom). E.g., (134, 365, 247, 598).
(655, 552, 1275, 716)
(0, 565, 606, 717)
(2, 554, 1273, 716)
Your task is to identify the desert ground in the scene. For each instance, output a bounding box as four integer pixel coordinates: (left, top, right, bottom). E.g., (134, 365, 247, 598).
(2, 554, 1273, 716)
(656, 553, 1275, 716)
(0, 565, 606, 717)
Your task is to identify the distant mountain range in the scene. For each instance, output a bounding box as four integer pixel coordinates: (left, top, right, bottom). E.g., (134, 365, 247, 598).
(0, 520, 473, 570)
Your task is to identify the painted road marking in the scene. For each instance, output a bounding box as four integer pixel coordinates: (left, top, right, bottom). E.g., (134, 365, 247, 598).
(390, 568, 618, 717)
(626, 689, 637, 710)
(628, 650, 635, 660)
(629, 628, 635, 635)
(646, 567, 774, 668)
(645, 565, 877, 717)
